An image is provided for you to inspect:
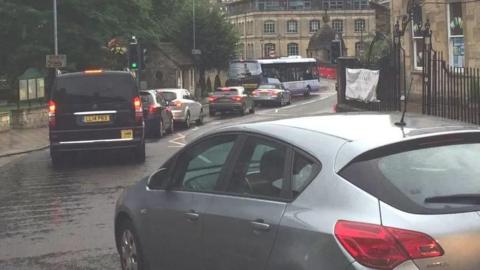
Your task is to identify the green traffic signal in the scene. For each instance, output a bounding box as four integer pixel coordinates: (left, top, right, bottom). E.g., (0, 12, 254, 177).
(131, 63, 138, 69)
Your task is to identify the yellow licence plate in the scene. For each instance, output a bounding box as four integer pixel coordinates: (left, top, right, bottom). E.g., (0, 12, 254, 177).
(121, 129, 133, 139)
(83, 115, 110, 123)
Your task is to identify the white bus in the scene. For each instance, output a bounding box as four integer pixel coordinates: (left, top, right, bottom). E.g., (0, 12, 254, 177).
(227, 56, 320, 96)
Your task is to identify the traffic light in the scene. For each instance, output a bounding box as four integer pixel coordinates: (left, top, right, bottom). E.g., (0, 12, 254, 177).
(140, 47, 148, 70)
(331, 40, 342, 64)
(128, 43, 140, 70)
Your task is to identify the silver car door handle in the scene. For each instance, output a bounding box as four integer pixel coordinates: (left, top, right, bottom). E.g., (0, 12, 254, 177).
(184, 211, 200, 221)
(250, 219, 271, 231)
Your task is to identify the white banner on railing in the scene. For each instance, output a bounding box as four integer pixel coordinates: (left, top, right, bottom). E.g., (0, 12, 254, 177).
(346, 68, 380, 102)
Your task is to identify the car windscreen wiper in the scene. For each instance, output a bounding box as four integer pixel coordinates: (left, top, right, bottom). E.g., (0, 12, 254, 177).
(424, 194, 480, 205)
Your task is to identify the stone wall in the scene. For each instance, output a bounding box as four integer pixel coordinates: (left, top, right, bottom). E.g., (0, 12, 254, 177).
(143, 50, 179, 90)
(11, 108, 48, 129)
(391, 1, 480, 97)
(0, 112, 10, 132)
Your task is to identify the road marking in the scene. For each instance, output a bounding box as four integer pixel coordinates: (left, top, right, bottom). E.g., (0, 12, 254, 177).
(168, 133, 186, 148)
(301, 99, 319, 105)
(192, 127, 199, 131)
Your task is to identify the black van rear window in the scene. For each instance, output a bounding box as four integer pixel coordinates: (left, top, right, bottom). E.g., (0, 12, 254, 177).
(53, 74, 136, 104)
(339, 135, 480, 214)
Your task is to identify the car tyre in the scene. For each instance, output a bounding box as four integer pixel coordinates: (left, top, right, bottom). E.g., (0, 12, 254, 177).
(51, 150, 65, 168)
(117, 219, 145, 270)
(304, 86, 311, 97)
(158, 120, 165, 138)
(287, 95, 292, 105)
(184, 112, 191, 129)
(240, 104, 246, 116)
(249, 103, 255, 114)
(134, 143, 146, 163)
(168, 117, 174, 134)
(196, 110, 204, 125)
(209, 110, 215, 117)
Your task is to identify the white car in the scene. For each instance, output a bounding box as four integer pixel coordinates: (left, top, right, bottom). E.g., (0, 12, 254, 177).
(156, 88, 204, 128)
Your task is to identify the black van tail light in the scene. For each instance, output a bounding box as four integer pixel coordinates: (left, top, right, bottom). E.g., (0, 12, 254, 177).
(48, 100, 56, 128)
(133, 96, 143, 123)
(334, 220, 444, 270)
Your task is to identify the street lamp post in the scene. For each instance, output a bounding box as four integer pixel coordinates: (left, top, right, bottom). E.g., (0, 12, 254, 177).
(193, 0, 196, 51)
(53, 0, 58, 76)
(53, 0, 58, 55)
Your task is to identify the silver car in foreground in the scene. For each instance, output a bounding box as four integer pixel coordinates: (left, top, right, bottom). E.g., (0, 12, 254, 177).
(115, 113, 480, 270)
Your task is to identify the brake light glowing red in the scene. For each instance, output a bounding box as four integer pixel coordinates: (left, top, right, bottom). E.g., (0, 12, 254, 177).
(231, 96, 243, 102)
(133, 96, 142, 112)
(208, 96, 218, 103)
(334, 220, 444, 270)
(48, 100, 56, 128)
(252, 90, 258, 96)
(133, 96, 143, 124)
(148, 105, 158, 113)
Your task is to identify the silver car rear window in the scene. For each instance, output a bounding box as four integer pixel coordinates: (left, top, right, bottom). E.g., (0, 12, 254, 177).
(339, 134, 480, 214)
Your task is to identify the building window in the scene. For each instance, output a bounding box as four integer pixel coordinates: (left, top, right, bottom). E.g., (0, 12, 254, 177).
(412, 11, 424, 70)
(332, 19, 343, 33)
(310, 20, 320, 33)
(264, 43, 276, 58)
(287, 43, 299, 56)
(352, 0, 369, 9)
(246, 43, 255, 59)
(448, 2, 464, 68)
(327, 0, 344, 9)
(354, 19, 365, 33)
(264, 20, 275, 34)
(247, 21, 253, 35)
(355, 42, 363, 57)
(287, 20, 298, 33)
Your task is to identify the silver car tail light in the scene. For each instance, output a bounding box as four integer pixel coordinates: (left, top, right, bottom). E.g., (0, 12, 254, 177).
(335, 220, 444, 270)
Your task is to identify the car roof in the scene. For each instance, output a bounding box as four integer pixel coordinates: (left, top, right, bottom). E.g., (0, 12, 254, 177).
(56, 70, 131, 79)
(216, 112, 480, 171)
(217, 86, 244, 91)
(157, 88, 186, 93)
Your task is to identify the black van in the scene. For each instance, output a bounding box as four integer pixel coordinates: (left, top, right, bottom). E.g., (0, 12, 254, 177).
(48, 70, 145, 166)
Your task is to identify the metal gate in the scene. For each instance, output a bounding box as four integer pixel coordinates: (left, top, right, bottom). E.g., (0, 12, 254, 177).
(422, 22, 480, 125)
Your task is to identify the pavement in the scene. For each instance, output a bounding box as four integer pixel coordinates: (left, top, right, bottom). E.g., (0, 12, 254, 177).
(0, 128, 49, 158)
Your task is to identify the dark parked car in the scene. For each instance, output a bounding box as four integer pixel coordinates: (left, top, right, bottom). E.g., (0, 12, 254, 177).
(208, 86, 255, 116)
(49, 70, 145, 166)
(114, 113, 480, 270)
(252, 83, 291, 107)
(140, 90, 174, 137)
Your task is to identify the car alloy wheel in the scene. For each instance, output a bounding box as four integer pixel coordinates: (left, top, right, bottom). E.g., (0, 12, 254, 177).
(196, 110, 204, 125)
(159, 120, 164, 138)
(120, 229, 139, 270)
(304, 86, 311, 97)
(184, 112, 191, 128)
(168, 118, 174, 134)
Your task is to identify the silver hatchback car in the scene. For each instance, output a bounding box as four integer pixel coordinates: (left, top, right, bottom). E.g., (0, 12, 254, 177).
(115, 113, 480, 270)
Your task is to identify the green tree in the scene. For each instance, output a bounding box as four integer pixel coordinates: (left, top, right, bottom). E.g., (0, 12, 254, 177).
(164, 0, 238, 96)
(214, 74, 222, 89)
(0, 0, 161, 94)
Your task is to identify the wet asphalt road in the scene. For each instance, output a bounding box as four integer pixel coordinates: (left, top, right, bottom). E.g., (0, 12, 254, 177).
(0, 87, 336, 269)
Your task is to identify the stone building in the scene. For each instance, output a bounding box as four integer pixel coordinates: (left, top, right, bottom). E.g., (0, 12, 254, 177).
(224, 0, 377, 59)
(142, 42, 196, 93)
(391, 1, 480, 96)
